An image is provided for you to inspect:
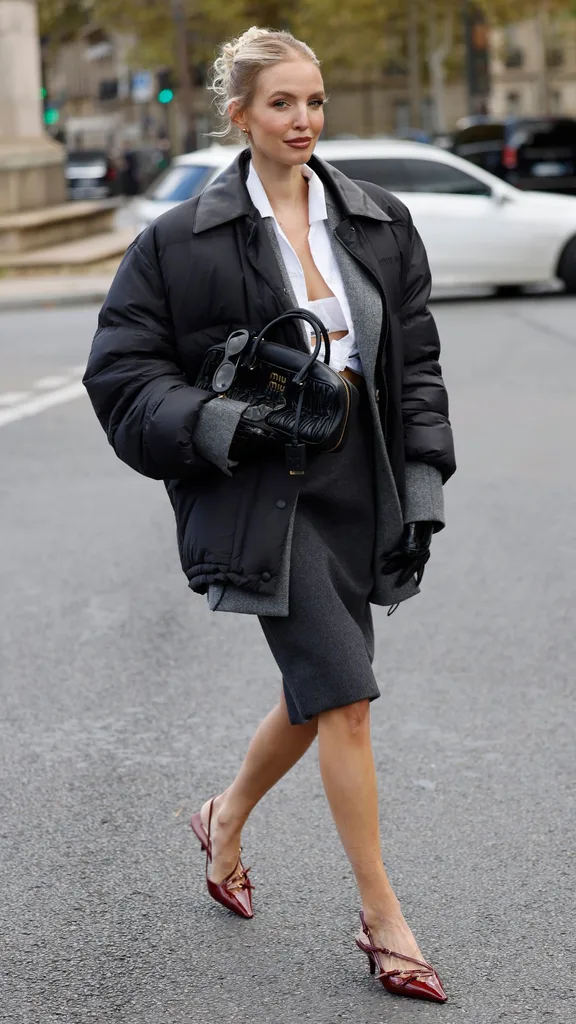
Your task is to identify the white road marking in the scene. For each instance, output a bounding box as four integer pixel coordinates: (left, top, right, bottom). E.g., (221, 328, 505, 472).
(33, 374, 73, 390)
(0, 381, 86, 429)
(0, 391, 31, 406)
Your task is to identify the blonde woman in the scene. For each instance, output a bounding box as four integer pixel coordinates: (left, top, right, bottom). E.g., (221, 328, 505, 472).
(84, 26, 455, 1005)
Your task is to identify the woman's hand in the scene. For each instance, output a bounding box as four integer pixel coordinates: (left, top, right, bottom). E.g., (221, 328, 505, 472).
(381, 522, 434, 588)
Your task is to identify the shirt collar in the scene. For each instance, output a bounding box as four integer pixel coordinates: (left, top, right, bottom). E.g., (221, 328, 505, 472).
(192, 149, 391, 234)
(246, 160, 327, 225)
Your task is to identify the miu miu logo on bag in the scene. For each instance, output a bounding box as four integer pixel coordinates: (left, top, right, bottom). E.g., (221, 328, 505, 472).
(268, 372, 287, 393)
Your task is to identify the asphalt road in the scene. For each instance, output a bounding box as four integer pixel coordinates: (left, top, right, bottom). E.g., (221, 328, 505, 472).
(1, 296, 575, 1024)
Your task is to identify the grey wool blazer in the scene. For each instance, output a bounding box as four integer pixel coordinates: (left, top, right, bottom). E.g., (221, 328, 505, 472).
(195, 197, 445, 617)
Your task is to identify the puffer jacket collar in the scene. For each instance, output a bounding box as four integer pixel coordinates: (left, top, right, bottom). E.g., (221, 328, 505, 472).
(193, 147, 392, 234)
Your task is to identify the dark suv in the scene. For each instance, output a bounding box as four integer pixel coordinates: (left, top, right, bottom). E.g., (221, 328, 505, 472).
(451, 116, 576, 194)
(65, 150, 118, 200)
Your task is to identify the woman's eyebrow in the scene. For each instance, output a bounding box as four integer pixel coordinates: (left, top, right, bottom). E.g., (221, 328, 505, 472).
(268, 90, 326, 99)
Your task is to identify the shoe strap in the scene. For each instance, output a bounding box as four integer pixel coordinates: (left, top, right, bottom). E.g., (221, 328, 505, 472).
(223, 859, 255, 894)
(204, 797, 215, 868)
(358, 911, 433, 974)
(206, 801, 255, 894)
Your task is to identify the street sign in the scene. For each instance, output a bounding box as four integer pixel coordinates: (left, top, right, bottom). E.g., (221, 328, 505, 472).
(131, 71, 154, 103)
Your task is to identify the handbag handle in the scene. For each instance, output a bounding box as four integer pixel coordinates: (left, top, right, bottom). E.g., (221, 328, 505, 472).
(253, 308, 332, 386)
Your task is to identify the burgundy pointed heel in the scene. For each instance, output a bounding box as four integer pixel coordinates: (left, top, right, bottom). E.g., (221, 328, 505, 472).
(355, 911, 447, 1003)
(190, 797, 254, 919)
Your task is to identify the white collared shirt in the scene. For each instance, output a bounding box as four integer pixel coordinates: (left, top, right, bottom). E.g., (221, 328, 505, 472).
(246, 161, 363, 375)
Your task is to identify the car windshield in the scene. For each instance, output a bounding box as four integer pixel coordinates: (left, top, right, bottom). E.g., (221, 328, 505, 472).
(327, 156, 491, 196)
(66, 151, 107, 164)
(328, 158, 410, 192)
(511, 119, 576, 152)
(147, 164, 214, 201)
(454, 124, 506, 146)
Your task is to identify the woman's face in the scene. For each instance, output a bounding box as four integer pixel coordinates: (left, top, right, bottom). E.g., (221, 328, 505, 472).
(232, 58, 326, 166)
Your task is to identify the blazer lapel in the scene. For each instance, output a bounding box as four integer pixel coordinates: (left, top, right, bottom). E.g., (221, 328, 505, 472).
(325, 196, 383, 385)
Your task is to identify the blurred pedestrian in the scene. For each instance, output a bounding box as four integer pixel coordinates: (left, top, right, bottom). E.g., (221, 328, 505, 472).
(119, 143, 141, 196)
(83, 25, 455, 1005)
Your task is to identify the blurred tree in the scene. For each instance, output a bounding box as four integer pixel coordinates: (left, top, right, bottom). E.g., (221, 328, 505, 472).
(38, 0, 89, 44)
(38, 0, 249, 152)
(37, 0, 576, 143)
(379, 0, 575, 132)
(293, 0, 397, 75)
(479, 0, 568, 21)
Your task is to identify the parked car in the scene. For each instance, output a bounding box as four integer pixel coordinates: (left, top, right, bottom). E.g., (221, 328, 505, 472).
(452, 116, 576, 194)
(133, 139, 576, 293)
(65, 150, 118, 200)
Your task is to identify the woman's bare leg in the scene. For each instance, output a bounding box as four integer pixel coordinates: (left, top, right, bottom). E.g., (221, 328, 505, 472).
(200, 687, 318, 882)
(317, 699, 428, 975)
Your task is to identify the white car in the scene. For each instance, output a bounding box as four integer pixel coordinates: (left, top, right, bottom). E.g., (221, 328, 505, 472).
(133, 139, 576, 293)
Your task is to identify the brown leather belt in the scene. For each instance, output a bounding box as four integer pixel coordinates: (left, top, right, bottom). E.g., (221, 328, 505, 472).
(339, 367, 365, 390)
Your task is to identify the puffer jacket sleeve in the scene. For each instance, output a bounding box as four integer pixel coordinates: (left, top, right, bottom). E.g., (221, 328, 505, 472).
(399, 212, 456, 482)
(83, 230, 215, 480)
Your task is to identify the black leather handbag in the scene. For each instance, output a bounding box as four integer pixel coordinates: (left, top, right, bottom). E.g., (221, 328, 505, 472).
(194, 308, 356, 474)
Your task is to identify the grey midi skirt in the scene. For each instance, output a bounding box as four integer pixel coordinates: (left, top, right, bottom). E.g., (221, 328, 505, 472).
(259, 389, 380, 725)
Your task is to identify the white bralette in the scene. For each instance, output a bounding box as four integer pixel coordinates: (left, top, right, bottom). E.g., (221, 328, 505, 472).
(303, 295, 348, 335)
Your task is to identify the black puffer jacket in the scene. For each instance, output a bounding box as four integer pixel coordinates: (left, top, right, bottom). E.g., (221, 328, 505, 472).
(84, 151, 455, 598)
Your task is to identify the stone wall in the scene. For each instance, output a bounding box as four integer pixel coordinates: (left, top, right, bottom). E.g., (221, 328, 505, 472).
(0, 139, 65, 215)
(0, 0, 66, 213)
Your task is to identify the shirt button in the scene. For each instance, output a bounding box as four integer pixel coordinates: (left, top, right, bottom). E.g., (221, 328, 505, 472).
(261, 572, 272, 582)
(276, 499, 287, 509)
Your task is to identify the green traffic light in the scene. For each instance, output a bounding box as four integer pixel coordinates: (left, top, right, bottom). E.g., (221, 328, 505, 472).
(44, 108, 59, 125)
(158, 88, 174, 104)
(40, 86, 47, 99)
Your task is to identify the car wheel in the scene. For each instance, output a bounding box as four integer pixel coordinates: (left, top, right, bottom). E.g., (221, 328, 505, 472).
(557, 236, 576, 293)
(494, 285, 522, 298)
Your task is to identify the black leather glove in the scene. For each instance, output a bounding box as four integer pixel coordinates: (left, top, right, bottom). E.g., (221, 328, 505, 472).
(381, 522, 434, 588)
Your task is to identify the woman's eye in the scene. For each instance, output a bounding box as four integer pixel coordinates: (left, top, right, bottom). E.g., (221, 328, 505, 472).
(272, 99, 324, 109)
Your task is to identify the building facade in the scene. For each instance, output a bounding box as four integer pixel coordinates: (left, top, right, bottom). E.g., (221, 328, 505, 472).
(490, 16, 576, 118)
(42, 25, 472, 154)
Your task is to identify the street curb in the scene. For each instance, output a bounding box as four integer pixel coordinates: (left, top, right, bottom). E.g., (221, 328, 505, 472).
(0, 289, 109, 313)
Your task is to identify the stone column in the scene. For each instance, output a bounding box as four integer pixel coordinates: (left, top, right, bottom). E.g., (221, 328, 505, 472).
(0, 0, 65, 214)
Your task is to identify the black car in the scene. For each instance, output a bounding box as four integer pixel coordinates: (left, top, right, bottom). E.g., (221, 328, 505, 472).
(452, 116, 576, 194)
(65, 150, 118, 200)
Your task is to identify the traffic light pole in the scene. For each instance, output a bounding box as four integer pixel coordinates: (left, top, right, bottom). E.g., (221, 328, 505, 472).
(462, 0, 490, 117)
(170, 0, 197, 153)
(407, 0, 422, 129)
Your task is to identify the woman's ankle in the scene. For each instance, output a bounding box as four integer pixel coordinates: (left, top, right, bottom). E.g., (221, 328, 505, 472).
(361, 893, 403, 928)
(215, 788, 251, 830)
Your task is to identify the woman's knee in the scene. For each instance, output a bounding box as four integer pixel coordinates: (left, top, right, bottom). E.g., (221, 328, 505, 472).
(319, 699, 371, 738)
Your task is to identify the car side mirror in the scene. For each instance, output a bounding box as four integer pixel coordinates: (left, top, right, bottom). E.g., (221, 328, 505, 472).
(492, 190, 513, 207)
